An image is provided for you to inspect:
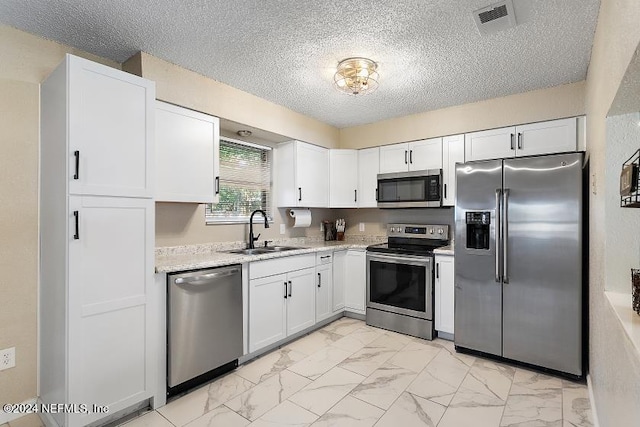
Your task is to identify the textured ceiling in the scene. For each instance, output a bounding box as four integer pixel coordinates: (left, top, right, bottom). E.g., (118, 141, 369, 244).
(0, 0, 600, 128)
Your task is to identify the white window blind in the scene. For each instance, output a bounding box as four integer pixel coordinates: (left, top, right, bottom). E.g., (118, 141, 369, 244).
(206, 138, 272, 223)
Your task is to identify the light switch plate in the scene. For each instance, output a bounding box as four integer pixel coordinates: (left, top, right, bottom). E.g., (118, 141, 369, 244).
(279, 224, 285, 234)
(359, 222, 365, 232)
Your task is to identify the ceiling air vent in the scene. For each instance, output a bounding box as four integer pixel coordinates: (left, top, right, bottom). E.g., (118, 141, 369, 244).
(473, 0, 517, 36)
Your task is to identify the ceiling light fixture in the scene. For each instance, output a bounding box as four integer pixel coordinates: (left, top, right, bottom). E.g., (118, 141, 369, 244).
(333, 57, 379, 96)
(237, 130, 252, 137)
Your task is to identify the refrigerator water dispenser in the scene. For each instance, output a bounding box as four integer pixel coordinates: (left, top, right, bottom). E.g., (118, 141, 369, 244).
(465, 211, 490, 250)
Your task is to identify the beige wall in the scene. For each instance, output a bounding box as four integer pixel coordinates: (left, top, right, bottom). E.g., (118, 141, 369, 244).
(124, 52, 340, 149)
(339, 81, 585, 148)
(584, 0, 640, 425)
(0, 25, 120, 409)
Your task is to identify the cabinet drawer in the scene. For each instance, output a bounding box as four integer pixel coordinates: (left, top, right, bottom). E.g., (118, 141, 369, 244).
(250, 253, 315, 280)
(316, 252, 333, 265)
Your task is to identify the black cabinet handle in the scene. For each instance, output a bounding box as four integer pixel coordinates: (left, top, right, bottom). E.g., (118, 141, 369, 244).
(73, 211, 79, 240)
(409, 150, 413, 164)
(354, 189, 357, 202)
(375, 188, 378, 201)
(510, 133, 515, 150)
(288, 280, 292, 297)
(404, 150, 408, 164)
(284, 282, 288, 299)
(298, 187, 302, 202)
(318, 272, 321, 288)
(73, 150, 80, 180)
(517, 133, 523, 150)
(436, 263, 439, 279)
(215, 176, 220, 195)
(444, 184, 447, 199)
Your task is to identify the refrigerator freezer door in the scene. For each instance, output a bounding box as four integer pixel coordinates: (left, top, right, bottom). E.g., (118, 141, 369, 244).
(502, 153, 583, 375)
(454, 159, 503, 356)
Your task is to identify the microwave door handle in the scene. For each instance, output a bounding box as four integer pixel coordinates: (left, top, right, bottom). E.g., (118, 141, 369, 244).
(495, 189, 501, 282)
(503, 189, 510, 284)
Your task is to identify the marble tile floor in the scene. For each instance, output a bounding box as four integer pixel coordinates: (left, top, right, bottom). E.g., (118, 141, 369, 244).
(119, 318, 593, 427)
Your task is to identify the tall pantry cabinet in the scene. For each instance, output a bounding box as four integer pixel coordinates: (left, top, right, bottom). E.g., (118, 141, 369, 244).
(40, 55, 156, 427)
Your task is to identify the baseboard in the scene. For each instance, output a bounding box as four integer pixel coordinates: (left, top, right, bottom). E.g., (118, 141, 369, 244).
(587, 374, 600, 427)
(0, 397, 38, 424)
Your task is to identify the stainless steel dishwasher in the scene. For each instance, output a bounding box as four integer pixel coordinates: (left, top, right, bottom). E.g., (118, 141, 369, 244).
(167, 264, 243, 396)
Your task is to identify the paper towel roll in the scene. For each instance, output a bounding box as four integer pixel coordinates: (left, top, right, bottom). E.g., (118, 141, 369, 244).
(289, 209, 312, 228)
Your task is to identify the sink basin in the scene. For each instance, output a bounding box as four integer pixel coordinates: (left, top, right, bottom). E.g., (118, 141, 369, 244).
(225, 246, 307, 255)
(264, 246, 306, 252)
(226, 248, 273, 255)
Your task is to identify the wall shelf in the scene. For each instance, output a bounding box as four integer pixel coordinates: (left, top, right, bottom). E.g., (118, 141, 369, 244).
(620, 148, 640, 207)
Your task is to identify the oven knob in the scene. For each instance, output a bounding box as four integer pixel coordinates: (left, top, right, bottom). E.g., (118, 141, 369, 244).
(438, 228, 444, 235)
(390, 227, 396, 233)
(428, 228, 434, 234)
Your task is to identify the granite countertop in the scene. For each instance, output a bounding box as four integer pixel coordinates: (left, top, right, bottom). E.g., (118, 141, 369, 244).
(433, 243, 454, 256)
(156, 236, 387, 273)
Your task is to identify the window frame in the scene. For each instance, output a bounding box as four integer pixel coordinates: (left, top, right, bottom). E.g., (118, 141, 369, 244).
(205, 136, 274, 225)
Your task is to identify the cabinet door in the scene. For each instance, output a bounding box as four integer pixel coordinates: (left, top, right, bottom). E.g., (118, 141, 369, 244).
(357, 147, 380, 207)
(442, 135, 465, 207)
(68, 55, 155, 198)
(409, 138, 443, 171)
(332, 251, 346, 313)
(286, 267, 316, 335)
(344, 250, 366, 314)
(465, 126, 516, 161)
(379, 143, 409, 173)
(316, 264, 333, 322)
(155, 101, 220, 203)
(435, 255, 455, 335)
(249, 274, 288, 353)
(515, 117, 577, 157)
(329, 149, 358, 208)
(296, 142, 329, 207)
(67, 196, 154, 423)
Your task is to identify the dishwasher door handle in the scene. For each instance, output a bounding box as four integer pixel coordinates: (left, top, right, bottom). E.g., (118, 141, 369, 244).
(174, 267, 240, 285)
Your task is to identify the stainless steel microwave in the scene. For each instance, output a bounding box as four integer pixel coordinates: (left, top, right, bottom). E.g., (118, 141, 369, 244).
(376, 169, 442, 208)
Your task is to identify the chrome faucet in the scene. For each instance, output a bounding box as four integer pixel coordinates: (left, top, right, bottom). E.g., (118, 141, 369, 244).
(248, 209, 269, 249)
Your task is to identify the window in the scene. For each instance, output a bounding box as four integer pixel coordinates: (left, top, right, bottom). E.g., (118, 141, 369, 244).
(206, 138, 272, 223)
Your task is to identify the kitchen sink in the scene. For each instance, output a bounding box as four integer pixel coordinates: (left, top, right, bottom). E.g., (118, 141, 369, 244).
(225, 246, 306, 255)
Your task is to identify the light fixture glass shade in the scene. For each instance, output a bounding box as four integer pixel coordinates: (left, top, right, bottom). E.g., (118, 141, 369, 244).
(334, 57, 379, 95)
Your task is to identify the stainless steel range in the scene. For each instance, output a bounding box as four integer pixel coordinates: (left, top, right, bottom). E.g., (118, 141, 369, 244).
(366, 223, 449, 340)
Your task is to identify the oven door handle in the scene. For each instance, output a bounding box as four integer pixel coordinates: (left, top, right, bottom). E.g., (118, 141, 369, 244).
(367, 253, 432, 266)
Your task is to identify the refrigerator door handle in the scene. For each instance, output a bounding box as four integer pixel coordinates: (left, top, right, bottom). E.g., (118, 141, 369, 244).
(495, 189, 502, 282)
(503, 188, 510, 284)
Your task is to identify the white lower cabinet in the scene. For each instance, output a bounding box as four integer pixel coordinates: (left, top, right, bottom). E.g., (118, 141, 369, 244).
(315, 253, 333, 322)
(344, 250, 367, 315)
(435, 255, 455, 336)
(248, 254, 316, 353)
(332, 251, 346, 313)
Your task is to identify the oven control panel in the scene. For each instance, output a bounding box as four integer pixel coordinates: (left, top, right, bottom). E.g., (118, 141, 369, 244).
(387, 223, 449, 240)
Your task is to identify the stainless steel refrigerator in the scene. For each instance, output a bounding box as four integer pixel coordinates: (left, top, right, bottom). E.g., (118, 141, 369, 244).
(454, 152, 584, 377)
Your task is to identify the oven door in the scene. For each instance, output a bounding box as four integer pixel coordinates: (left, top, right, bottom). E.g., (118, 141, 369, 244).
(366, 252, 433, 320)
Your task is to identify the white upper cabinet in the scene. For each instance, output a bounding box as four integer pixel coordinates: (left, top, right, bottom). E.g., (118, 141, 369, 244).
(357, 147, 380, 208)
(409, 138, 443, 171)
(155, 101, 220, 203)
(329, 149, 358, 208)
(515, 117, 577, 157)
(276, 141, 329, 207)
(66, 55, 155, 198)
(465, 118, 578, 161)
(379, 138, 443, 173)
(442, 134, 465, 207)
(379, 143, 410, 173)
(465, 126, 516, 162)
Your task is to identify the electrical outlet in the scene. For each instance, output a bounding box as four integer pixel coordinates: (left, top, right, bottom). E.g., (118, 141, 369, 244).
(279, 224, 285, 235)
(359, 222, 365, 232)
(0, 347, 15, 371)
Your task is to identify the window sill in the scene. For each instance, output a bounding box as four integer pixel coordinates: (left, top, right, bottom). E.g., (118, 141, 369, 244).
(604, 291, 640, 357)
